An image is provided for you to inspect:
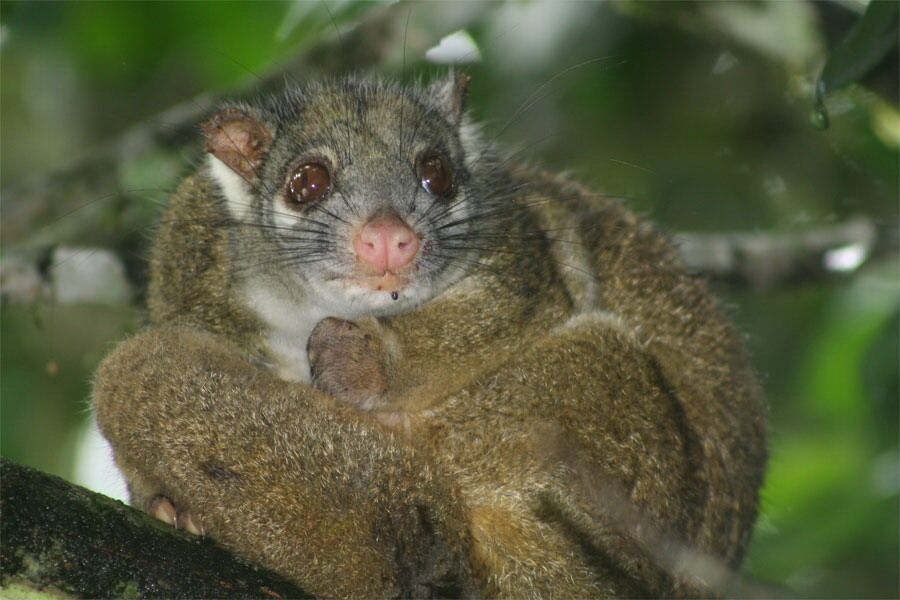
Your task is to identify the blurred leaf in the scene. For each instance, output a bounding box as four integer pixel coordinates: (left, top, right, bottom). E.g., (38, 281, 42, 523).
(750, 432, 896, 596)
(818, 0, 899, 96)
(861, 308, 900, 448)
(613, 0, 823, 68)
(762, 435, 864, 524)
(700, 0, 822, 68)
(0, 305, 139, 480)
(748, 263, 900, 597)
(813, 0, 900, 128)
(796, 266, 899, 426)
(871, 98, 900, 148)
(276, 0, 384, 43)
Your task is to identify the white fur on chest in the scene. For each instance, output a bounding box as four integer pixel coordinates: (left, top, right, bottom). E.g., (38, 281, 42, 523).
(243, 284, 331, 383)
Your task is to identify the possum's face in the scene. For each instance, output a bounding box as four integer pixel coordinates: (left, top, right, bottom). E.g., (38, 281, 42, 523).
(204, 75, 506, 317)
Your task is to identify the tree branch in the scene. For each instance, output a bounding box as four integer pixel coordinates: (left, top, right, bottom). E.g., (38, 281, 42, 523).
(0, 459, 311, 599)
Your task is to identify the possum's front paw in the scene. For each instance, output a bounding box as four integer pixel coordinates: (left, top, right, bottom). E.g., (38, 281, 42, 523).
(307, 317, 389, 410)
(148, 495, 204, 536)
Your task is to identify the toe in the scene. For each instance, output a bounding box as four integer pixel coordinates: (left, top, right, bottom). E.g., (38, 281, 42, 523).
(148, 495, 177, 527)
(178, 511, 204, 536)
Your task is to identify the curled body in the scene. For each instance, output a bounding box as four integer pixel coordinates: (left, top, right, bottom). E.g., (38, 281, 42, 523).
(92, 75, 767, 598)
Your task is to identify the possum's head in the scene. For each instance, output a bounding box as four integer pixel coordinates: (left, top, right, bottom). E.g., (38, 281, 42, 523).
(203, 74, 507, 317)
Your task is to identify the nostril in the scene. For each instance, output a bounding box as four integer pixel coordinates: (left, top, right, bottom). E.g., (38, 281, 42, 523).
(354, 215, 419, 272)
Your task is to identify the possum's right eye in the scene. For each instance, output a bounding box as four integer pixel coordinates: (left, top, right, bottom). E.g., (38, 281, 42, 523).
(287, 163, 331, 207)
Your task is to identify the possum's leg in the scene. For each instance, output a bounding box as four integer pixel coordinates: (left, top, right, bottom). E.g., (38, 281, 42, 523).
(133, 316, 395, 537)
(423, 311, 731, 598)
(93, 325, 477, 599)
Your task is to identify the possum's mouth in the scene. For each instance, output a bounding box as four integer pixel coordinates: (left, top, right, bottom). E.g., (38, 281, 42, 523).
(345, 273, 409, 293)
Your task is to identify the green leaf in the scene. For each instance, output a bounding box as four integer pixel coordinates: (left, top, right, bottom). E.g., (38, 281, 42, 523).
(813, 0, 900, 128)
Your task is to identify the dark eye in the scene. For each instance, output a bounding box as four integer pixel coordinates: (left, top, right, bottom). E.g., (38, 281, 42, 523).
(287, 163, 331, 207)
(417, 154, 453, 198)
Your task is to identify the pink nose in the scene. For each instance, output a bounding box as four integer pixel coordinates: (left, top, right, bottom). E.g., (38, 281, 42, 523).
(353, 215, 419, 273)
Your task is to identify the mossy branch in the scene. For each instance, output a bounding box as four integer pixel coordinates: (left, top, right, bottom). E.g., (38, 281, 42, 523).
(0, 459, 312, 599)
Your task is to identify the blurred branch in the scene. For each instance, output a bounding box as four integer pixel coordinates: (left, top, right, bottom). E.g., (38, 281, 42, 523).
(2, 218, 892, 305)
(0, 459, 311, 599)
(0, 1, 490, 252)
(675, 216, 892, 290)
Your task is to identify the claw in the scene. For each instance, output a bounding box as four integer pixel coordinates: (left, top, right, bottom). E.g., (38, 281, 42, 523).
(178, 511, 204, 536)
(147, 494, 203, 535)
(148, 495, 177, 527)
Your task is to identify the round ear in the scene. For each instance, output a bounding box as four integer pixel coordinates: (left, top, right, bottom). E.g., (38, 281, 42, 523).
(201, 107, 274, 181)
(428, 71, 471, 127)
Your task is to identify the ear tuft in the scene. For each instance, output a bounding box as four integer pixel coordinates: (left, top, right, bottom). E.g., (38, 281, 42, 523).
(429, 71, 471, 127)
(201, 107, 273, 181)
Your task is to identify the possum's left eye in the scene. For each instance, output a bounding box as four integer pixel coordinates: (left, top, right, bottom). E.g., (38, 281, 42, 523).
(417, 154, 453, 198)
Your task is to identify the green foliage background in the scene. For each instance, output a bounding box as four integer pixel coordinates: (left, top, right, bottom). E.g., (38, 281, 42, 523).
(1, 1, 897, 597)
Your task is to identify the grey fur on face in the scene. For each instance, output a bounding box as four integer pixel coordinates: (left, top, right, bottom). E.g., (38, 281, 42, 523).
(207, 75, 511, 317)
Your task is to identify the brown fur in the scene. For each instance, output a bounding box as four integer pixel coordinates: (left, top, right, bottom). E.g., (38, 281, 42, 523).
(93, 97, 766, 598)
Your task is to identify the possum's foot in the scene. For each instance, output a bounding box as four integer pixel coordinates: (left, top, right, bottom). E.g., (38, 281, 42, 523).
(308, 317, 389, 411)
(148, 495, 204, 535)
